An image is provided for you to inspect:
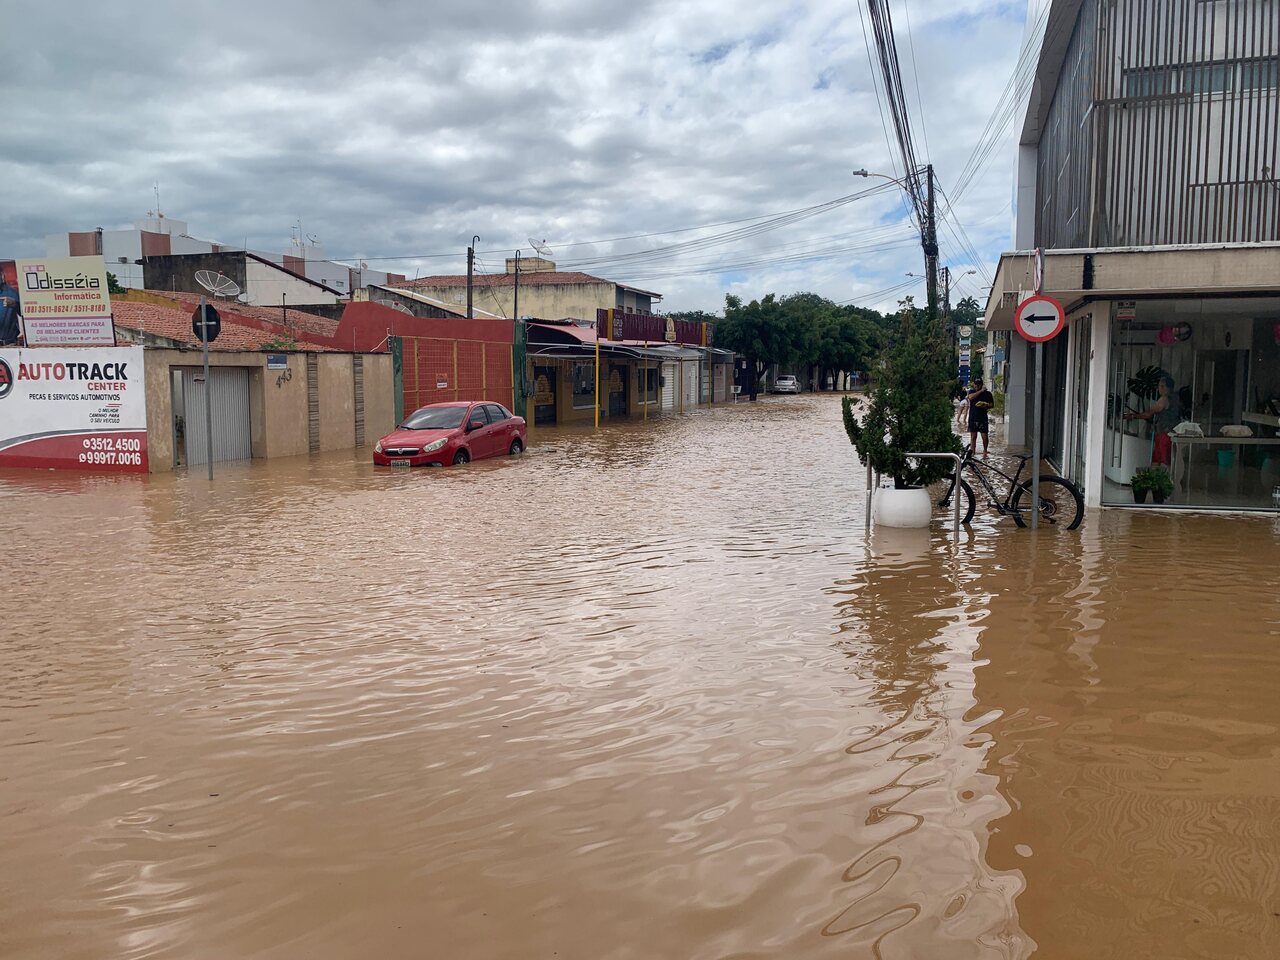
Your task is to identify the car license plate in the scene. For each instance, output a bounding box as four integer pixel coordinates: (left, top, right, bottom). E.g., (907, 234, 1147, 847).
(390, 458, 412, 467)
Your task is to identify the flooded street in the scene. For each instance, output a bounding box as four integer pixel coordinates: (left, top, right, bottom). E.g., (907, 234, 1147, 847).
(2, 394, 1278, 960)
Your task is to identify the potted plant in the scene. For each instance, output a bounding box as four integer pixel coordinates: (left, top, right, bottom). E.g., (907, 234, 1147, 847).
(842, 297, 961, 528)
(1147, 465, 1173, 504)
(1129, 468, 1151, 503)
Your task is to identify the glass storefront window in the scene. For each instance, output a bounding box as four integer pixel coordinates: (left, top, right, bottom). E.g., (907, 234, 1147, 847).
(1101, 297, 1280, 509)
(571, 363, 596, 410)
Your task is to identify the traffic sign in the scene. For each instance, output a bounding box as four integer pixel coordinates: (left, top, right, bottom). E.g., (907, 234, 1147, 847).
(1014, 295, 1065, 342)
(192, 305, 222, 343)
(959, 325, 973, 338)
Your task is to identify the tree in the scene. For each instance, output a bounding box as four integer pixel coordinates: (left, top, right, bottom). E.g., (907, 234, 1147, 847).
(716, 293, 792, 394)
(842, 296, 961, 487)
(662, 309, 719, 324)
(952, 295, 982, 330)
(106, 271, 126, 295)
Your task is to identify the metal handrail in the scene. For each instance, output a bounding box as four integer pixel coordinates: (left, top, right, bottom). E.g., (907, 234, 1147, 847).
(864, 452, 964, 535)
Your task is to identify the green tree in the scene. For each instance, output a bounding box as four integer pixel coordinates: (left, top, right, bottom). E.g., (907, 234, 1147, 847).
(662, 309, 719, 324)
(842, 296, 961, 487)
(717, 293, 794, 389)
(106, 271, 126, 295)
(952, 295, 982, 330)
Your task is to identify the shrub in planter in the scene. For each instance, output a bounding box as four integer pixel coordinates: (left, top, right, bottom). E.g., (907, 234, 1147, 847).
(842, 297, 961, 490)
(1147, 465, 1173, 504)
(1130, 466, 1173, 504)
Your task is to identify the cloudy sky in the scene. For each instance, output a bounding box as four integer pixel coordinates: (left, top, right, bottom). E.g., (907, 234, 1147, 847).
(2, 0, 1032, 314)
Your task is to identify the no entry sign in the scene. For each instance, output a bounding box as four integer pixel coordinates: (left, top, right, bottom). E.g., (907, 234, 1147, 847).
(1014, 295, 1065, 342)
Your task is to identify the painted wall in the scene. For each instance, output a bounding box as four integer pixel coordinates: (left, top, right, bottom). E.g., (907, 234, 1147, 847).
(316, 354, 356, 451)
(414, 281, 615, 323)
(246, 258, 339, 306)
(143, 349, 393, 472)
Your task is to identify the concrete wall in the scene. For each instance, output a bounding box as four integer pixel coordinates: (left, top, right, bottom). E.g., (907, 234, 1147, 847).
(143, 348, 394, 472)
(246, 258, 339, 307)
(417, 281, 615, 323)
(316, 353, 355, 451)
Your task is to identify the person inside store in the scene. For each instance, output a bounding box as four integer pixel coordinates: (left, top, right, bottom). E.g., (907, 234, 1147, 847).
(966, 378, 994, 457)
(1124, 373, 1178, 465)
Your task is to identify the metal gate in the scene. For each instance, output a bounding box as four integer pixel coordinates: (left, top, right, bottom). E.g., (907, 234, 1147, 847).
(660, 362, 676, 410)
(183, 367, 251, 466)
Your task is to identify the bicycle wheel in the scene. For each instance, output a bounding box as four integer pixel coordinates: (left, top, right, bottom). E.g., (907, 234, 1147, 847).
(1011, 475, 1084, 530)
(937, 474, 976, 526)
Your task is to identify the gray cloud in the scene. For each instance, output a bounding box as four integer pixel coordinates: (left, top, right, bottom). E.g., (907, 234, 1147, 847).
(2, 0, 1027, 312)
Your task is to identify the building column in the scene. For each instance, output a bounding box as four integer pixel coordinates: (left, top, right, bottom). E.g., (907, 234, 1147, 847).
(1083, 309, 1111, 508)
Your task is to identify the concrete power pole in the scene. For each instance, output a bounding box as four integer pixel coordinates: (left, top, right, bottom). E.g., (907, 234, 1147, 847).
(466, 238, 477, 319)
(923, 163, 940, 323)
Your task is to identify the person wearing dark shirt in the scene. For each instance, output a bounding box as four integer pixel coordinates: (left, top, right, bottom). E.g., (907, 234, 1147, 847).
(966, 378, 995, 457)
(0, 277, 22, 346)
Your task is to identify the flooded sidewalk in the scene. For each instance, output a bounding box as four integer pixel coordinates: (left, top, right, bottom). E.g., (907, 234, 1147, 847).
(2, 394, 1278, 959)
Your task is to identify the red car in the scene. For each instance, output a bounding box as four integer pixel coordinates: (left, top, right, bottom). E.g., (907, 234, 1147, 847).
(373, 401, 526, 467)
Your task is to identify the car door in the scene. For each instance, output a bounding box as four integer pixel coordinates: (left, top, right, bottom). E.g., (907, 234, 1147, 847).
(484, 403, 515, 453)
(465, 403, 493, 459)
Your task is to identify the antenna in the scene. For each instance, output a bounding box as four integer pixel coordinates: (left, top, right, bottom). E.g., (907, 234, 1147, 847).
(529, 238, 554, 259)
(194, 270, 242, 299)
(154, 182, 162, 218)
(372, 295, 413, 314)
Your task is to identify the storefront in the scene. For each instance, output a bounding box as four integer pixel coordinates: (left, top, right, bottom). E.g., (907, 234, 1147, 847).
(987, 244, 1280, 512)
(1099, 297, 1280, 509)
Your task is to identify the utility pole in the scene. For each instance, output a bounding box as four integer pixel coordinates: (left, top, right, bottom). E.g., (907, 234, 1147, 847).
(513, 250, 520, 322)
(923, 163, 940, 323)
(467, 235, 478, 319)
(941, 266, 952, 342)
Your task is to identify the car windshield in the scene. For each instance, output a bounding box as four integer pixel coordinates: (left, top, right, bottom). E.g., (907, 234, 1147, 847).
(400, 406, 467, 430)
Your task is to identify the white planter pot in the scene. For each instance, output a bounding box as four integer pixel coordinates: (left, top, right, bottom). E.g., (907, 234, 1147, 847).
(874, 486, 932, 529)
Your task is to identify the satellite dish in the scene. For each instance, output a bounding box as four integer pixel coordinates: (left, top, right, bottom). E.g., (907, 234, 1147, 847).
(195, 270, 242, 298)
(373, 296, 413, 315)
(528, 238, 554, 259)
(236, 293, 250, 303)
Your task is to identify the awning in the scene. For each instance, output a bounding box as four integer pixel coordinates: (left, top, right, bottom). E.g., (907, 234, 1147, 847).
(527, 342, 673, 362)
(984, 242, 1280, 330)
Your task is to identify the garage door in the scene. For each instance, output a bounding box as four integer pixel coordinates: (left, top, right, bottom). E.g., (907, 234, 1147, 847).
(183, 367, 251, 466)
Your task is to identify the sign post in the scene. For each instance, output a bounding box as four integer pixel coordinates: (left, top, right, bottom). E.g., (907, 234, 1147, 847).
(1014, 294, 1066, 530)
(192, 299, 222, 480)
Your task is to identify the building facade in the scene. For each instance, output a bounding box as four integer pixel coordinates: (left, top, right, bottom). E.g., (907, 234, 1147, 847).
(987, 0, 1280, 511)
(393, 259, 661, 323)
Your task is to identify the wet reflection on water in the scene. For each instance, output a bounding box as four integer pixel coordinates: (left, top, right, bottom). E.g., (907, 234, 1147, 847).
(1, 395, 1277, 959)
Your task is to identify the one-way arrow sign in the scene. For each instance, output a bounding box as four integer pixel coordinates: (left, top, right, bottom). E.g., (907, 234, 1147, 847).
(1014, 295, 1065, 342)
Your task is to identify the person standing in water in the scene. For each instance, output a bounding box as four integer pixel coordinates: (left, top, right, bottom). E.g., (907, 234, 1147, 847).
(966, 378, 994, 457)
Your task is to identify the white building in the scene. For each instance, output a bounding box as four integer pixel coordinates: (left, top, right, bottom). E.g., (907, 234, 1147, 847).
(46, 216, 401, 297)
(985, 0, 1280, 512)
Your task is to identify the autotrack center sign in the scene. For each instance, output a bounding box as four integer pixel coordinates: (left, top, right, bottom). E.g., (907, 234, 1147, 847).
(0, 346, 148, 473)
(16, 256, 116, 346)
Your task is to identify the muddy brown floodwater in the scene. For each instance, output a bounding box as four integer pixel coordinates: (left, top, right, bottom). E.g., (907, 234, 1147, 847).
(2, 394, 1278, 959)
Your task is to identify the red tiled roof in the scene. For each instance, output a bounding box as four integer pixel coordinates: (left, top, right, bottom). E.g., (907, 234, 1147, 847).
(111, 302, 335, 351)
(152, 290, 341, 339)
(392, 271, 613, 289)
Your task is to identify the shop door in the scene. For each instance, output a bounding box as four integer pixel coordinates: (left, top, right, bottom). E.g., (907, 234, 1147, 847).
(533, 366, 557, 425)
(661, 362, 676, 409)
(607, 364, 628, 416)
(183, 367, 251, 466)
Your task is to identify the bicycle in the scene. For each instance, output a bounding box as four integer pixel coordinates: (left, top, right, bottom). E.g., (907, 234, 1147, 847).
(938, 446, 1084, 530)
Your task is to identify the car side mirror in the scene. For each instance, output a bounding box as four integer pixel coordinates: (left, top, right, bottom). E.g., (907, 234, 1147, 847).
(467, 419, 484, 432)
